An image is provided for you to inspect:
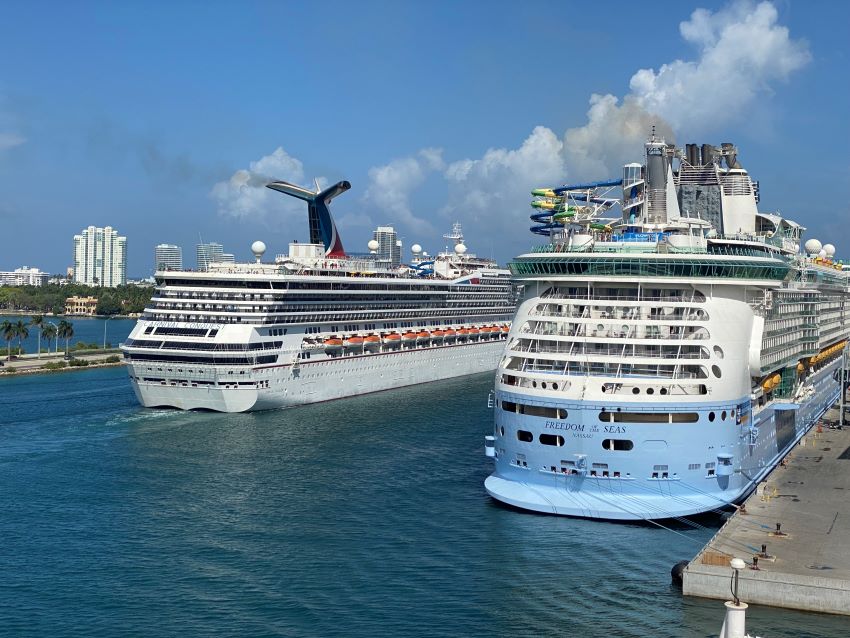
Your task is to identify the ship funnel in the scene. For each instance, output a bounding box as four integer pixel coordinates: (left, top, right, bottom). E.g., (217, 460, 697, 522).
(685, 143, 701, 166)
(701, 144, 717, 166)
(721, 143, 741, 169)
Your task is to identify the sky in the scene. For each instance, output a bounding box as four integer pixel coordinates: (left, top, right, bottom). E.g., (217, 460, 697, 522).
(0, 0, 848, 276)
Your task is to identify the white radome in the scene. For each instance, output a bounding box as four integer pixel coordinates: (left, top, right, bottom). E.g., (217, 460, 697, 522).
(454, 243, 467, 255)
(411, 244, 422, 255)
(818, 249, 827, 258)
(367, 239, 380, 251)
(823, 243, 836, 257)
(251, 240, 267, 256)
(804, 239, 822, 254)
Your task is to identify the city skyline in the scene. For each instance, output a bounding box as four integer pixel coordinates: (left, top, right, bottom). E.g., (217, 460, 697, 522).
(73, 225, 127, 287)
(1, 1, 848, 276)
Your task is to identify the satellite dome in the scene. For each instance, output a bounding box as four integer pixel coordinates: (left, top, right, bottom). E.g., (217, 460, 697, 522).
(454, 243, 467, 255)
(411, 244, 422, 255)
(818, 249, 827, 258)
(251, 241, 267, 263)
(804, 239, 822, 254)
(824, 243, 836, 257)
(367, 239, 379, 252)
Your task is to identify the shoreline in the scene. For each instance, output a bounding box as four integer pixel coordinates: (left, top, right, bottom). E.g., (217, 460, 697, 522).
(0, 359, 126, 378)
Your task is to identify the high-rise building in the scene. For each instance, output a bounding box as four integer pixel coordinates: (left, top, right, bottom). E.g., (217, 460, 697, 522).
(373, 226, 402, 266)
(154, 244, 183, 271)
(0, 266, 49, 286)
(73, 226, 127, 287)
(196, 242, 224, 271)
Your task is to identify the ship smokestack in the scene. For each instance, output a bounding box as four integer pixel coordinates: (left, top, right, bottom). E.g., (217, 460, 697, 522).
(701, 144, 717, 166)
(721, 143, 741, 169)
(685, 143, 700, 166)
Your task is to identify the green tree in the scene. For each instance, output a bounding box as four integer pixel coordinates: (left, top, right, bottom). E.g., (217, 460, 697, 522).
(58, 319, 74, 357)
(14, 320, 29, 356)
(42, 322, 58, 354)
(30, 315, 44, 358)
(1, 320, 14, 360)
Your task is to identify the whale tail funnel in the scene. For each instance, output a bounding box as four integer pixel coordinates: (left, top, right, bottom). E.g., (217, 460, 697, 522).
(266, 180, 350, 257)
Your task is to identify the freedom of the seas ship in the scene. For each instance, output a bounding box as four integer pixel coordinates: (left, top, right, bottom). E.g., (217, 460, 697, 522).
(122, 180, 515, 412)
(484, 134, 849, 520)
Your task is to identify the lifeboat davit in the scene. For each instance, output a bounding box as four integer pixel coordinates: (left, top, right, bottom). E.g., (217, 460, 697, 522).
(364, 334, 381, 350)
(324, 337, 343, 351)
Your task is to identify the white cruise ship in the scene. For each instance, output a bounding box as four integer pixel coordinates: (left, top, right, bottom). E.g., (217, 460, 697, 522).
(484, 135, 849, 520)
(122, 179, 515, 412)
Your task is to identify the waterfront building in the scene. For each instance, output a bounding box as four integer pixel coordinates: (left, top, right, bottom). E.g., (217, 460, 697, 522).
(154, 244, 183, 271)
(73, 226, 127, 287)
(0, 266, 49, 287)
(65, 296, 99, 316)
(196, 242, 224, 271)
(373, 226, 402, 266)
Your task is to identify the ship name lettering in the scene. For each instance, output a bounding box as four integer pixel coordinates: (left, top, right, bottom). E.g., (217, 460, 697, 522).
(603, 426, 627, 434)
(544, 421, 584, 432)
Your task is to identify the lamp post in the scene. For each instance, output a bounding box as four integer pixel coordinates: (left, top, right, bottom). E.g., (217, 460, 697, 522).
(719, 558, 748, 638)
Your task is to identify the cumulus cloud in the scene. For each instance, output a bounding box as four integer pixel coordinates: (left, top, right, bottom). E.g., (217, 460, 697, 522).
(564, 0, 810, 177)
(363, 148, 444, 234)
(211, 147, 306, 223)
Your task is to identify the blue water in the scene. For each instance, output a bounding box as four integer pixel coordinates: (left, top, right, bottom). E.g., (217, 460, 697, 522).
(0, 315, 135, 353)
(1, 369, 846, 637)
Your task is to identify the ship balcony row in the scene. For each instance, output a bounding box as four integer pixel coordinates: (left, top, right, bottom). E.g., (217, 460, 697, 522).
(498, 372, 708, 396)
(510, 340, 711, 360)
(528, 306, 709, 321)
(540, 289, 706, 303)
(140, 308, 515, 325)
(519, 323, 710, 341)
(501, 358, 711, 380)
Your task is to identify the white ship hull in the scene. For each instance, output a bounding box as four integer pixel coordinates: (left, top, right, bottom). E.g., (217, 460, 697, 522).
(130, 339, 505, 412)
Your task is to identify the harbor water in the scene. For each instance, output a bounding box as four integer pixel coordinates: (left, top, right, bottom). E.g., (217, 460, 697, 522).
(1, 369, 847, 637)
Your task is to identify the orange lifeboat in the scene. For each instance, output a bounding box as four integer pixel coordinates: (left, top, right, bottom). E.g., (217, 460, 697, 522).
(457, 328, 470, 340)
(402, 331, 418, 342)
(324, 337, 343, 350)
(364, 334, 381, 350)
(344, 336, 364, 349)
(431, 329, 445, 342)
(383, 332, 402, 346)
(501, 324, 510, 334)
(444, 328, 457, 341)
(468, 327, 480, 340)
(417, 330, 431, 342)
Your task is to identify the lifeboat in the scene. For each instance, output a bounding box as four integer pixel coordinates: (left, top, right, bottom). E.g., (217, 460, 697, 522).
(501, 324, 510, 334)
(417, 330, 431, 343)
(383, 332, 402, 347)
(457, 328, 470, 341)
(431, 329, 445, 342)
(443, 328, 457, 342)
(468, 327, 480, 340)
(364, 334, 381, 350)
(402, 331, 418, 343)
(324, 337, 343, 351)
(344, 336, 364, 349)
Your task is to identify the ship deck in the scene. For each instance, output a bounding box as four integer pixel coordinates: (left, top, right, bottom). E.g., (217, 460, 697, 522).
(683, 391, 850, 616)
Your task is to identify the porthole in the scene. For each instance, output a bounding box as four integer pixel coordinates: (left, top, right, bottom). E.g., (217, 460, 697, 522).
(660, 388, 668, 395)
(647, 388, 655, 395)
(552, 383, 558, 390)
(713, 345, 724, 359)
(709, 412, 716, 422)
(539, 433, 565, 447)
(517, 430, 533, 442)
(712, 365, 722, 378)
(500, 426, 505, 436)
(721, 410, 727, 421)
(602, 385, 607, 393)
(541, 382, 547, 389)
(632, 387, 640, 395)
(532, 381, 537, 388)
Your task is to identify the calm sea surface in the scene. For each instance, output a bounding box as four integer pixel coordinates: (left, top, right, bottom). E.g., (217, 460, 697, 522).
(1, 369, 846, 637)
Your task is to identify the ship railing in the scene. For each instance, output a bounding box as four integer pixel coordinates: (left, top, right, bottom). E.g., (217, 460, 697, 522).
(512, 364, 705, 380)
(540, 293, 702, 303)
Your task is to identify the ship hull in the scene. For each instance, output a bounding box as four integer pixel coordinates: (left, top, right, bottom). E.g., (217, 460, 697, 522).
(485, 358, 841, 520)
(129, 339, 505, 413)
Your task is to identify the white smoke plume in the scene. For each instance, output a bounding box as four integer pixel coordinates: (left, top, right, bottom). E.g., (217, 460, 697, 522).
(211, 147, 307, 222)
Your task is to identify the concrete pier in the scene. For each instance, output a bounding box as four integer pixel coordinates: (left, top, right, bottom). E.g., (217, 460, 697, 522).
(683, 404, 850, 616)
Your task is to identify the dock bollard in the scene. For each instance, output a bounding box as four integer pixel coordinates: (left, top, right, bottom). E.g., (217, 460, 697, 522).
(774, 522, 787, 537)
(751, 555, 760, 570)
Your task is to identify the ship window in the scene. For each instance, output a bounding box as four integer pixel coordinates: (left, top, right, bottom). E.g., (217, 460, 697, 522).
(632, 387, 640, 395)
(502, 401, 518, 413)
(712, 365, 722, 378)
(721, 410, 727, 421)
(709, 412, 716, 422)
(646, 388, 655, 395)
(713, 345, 724, 359)
(603, 439, 633, 451)
(539, 434, 564, 447)
(517, 430, 533, 443)
(671, 413, 699, 423)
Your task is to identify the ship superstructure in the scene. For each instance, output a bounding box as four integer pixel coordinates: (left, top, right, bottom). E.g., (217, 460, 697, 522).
(122, 180, 515, 413)
(484, 135, 849, 520)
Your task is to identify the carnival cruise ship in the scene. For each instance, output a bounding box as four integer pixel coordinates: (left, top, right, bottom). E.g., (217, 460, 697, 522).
(484, 134, 849, 520)
(122, 180, 515, 412)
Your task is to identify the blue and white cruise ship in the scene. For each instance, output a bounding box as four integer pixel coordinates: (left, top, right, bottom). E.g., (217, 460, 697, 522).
(484, 134, 849, 520)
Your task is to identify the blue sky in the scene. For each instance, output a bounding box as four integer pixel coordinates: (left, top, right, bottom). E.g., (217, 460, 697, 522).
(1, 0, 848, 276)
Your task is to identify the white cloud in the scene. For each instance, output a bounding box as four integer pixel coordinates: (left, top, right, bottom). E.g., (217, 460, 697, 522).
(363, 148, 444, 234)
(0, 132, 25, 151)
(211, 147, 306, 222)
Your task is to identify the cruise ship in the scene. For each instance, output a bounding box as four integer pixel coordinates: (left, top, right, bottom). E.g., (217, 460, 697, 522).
(484, 134, 849, 520)
(122, 179, 515, 412)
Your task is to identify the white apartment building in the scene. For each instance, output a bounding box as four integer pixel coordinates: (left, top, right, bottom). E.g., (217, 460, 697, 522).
(155, 244, 183, 271)
(0, 266, 49, 286)
(373, 226, 402, 266)
(73, 226, 127, 287)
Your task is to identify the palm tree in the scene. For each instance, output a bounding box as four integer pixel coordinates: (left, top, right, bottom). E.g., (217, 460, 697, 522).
(14, 320, 29, 357)
(58, 319, 74, 358)
(42, 323, 58, 355)
(31, 315, 44, 358)
(1, 320, 14, 360)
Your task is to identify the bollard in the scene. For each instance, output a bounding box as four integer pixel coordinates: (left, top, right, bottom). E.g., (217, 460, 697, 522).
(751, 555, 760, 570)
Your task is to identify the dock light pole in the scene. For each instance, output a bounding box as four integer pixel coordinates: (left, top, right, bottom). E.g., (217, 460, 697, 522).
(720, 558, 748, 638)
